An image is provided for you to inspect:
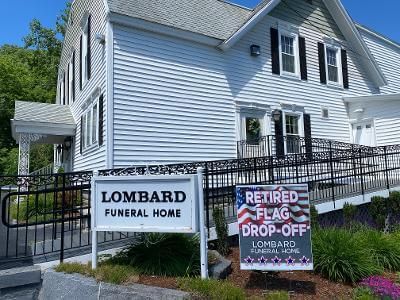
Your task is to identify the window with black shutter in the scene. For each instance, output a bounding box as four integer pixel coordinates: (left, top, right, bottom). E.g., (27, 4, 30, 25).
(341, 49, 349, 89)
(303, 113, 312, 158)
(98, 94, 104, 146)
(270, 28, 280, 75)
(274, 110, 285, 157)
(318, 42, 327, 84)
(299, 36, 308, 80)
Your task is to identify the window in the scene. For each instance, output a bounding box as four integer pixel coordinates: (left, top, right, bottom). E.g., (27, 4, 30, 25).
(60, 75, 65, 105)
(285, 114, 301, 153)
(326, 47, 339, 83)
(279, 30, 299, 77)
(322, 107, 329, 119)
(68, 55, 74, 104)
(81, 100, 99, 150)
(80, 15, 90, 88)
(245, 117, 262, 144)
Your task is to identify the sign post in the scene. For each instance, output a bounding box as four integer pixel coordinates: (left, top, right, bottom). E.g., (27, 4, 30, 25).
(236, 184, 313, 271)
(90, 171, 208, 279)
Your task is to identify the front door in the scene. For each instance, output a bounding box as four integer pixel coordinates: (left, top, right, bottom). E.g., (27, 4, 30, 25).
(353, 122, 375, 147)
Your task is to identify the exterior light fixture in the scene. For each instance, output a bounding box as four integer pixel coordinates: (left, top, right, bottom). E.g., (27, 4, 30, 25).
(250, 44, 261, 56)
(272, 109, 281, 122)
(64, 137, 73, 151)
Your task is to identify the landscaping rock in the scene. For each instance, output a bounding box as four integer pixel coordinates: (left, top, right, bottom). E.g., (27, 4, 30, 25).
(208, 250, 232, 279)
(39, 269, 190, 300)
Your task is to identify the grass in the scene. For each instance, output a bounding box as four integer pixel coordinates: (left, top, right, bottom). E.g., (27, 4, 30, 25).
(177, 277, 245, 300)
(55, 262, 139, 285)
(312, 228, 382, 283)
(355, 229, 400, 271)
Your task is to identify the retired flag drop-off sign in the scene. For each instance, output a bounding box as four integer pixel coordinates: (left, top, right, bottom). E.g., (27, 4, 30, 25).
(236, 184, 314, 271)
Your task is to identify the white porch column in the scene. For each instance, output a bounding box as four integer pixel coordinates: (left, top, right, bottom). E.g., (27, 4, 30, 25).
(18, 133, 44, 176)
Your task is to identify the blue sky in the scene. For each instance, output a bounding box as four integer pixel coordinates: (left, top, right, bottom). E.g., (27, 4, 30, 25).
(0, 0, 399, 46)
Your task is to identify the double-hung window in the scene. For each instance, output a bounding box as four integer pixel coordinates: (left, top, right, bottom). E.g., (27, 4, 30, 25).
(279, 30, 299, 77)
(326, 47, 339, 83)
(285, 114, 301, 154)
(68, 54, 75, 104)
(81, 100, 99, 150)
(81, 23, 89, 87)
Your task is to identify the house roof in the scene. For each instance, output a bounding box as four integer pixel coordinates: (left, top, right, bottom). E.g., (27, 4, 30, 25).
(13, 101, 75, 126)
(106, 0, 253, 40)
(11, 101, 76, 143)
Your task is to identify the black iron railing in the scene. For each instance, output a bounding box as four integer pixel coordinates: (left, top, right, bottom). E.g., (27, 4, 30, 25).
(1, 143, 400, 263)
(237, 135, 373, 158)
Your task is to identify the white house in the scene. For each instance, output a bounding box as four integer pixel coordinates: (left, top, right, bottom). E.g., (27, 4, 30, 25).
(10, 0, 400, 175)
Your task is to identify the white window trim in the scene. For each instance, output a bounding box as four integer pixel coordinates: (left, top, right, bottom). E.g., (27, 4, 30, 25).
(60, 74, 65, 105)
(81, 97, 99, 152)
(324, 44, 343, 87)
(278, 28, 300, 79)
(282, 110, 304, 154)
(81, 18, 89, 88)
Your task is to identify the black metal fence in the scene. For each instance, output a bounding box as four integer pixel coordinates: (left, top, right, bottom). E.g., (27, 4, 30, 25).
(237, 135, 373, 159)
(1, 143, 400, 264)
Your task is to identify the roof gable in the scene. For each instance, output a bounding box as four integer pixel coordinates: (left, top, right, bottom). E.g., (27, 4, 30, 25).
(219, 0, 386, 87)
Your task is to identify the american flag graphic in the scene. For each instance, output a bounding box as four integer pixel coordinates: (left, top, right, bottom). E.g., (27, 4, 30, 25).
(236, 185, 310, 229)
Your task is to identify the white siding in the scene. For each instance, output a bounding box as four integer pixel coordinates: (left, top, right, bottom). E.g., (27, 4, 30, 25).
(360, 29, 400, 94)
(111, 0, 379, 166)
(349, 100, 400, 146)
(58, 0, 108, 171)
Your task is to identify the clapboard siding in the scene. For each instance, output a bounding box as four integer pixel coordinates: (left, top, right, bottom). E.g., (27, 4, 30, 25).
(359, 29, 400, 95)
(349, 100, 400, 146)
(57, 0, 108, 171)
(111, 1, 381, 166)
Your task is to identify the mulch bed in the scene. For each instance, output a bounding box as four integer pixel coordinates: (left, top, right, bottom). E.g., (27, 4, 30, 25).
(136, 247, 358, 299)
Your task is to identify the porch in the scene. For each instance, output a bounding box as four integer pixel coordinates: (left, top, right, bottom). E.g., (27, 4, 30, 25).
(11, 101, 76, 175)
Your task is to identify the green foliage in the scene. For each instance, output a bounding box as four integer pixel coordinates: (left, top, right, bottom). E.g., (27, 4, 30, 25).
(353, 287, 378, 300)
(264, 291, 290, 300)
(110, 233, 200, 277)
(369, 196, 387, 230)
(212, 207, 229, 256)
(355, 229, 400, 271)
(343, 202, 357, 227)
(0, 148, 18, 175)
(312, 228, 381, 283)
(177, 277, 245, 300)
(310, 205, 319, 230)
(55, 262, 139, 285)
(388, 191, 400, 217)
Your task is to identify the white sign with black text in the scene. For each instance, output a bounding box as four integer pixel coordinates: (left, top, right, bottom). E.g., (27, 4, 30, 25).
(92, 175, 199, 233)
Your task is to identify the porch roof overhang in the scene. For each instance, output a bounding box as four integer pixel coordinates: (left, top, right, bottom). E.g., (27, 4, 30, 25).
(11, 101, 76, 144)
(343, 93, 400, 104)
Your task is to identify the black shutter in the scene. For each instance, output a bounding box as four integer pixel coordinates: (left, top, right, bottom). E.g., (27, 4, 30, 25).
(341, 49, 349, 89)
(79, 35, 82, 91)
(318, 42, 327, 84)
(87, 15, 91, 80)
(98, 94, 104, 146)
(80, 116, 83, 155)
(299, 37, 308, 80)
(303, 113, 312, 159)
(72, 51, 75, 102)
(274, 110, 285, 157)
(66, 66, 69, 105)
(63, 71, 66, 105)
(270, 28, 280, 75)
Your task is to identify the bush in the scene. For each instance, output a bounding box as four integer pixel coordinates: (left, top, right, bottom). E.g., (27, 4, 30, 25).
(213, 207, 229, 256)
(356, 229, 400, 271)
(110, 233, 200, 277)
(369, 196, 387, 231)
(343, 202, 357, 227)
(177, 277, 245, 300)
(312, 228, 381, 283)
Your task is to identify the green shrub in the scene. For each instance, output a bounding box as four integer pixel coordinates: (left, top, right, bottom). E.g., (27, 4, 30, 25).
(310, 205, 319, 230)
(312, 228, 381, 283)
(353, 287, 378, 300)
(10, 193, 56, 222)
(355, 229, 400, 271)
(389, 191, 400, 214)
(213, 207, 229, 256)
(110, 233, 200, 277)
(343, 202, 357, 227)
(177, 277, 245, 300)
(369, 196, 387, 231)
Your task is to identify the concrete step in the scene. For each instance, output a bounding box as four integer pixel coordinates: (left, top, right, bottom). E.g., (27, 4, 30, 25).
(0, 265, 41, 289)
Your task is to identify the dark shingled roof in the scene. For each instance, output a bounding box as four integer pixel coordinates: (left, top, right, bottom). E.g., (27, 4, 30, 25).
(106, 0, 270, 40)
